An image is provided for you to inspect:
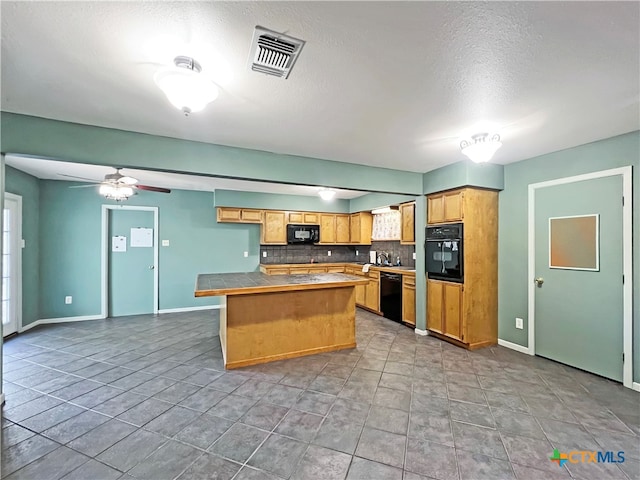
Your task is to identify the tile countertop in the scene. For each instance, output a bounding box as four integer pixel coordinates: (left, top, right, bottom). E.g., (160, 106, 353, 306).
(260, 262, 416, 275)
(195, 272, 369, 297)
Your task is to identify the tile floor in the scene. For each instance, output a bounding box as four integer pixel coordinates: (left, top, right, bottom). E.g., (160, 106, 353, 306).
(1, 309, 639, 480)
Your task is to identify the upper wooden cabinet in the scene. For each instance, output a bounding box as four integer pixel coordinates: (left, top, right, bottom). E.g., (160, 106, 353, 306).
(400, 202, 415, 244)
(288, 212, 319, 225)
(261, 211, 287, 244)
(350, 212, 373, 245)
(319, 214, 336, 243)
(217, 207, 262, 223)
(218, 207, 372, 245)
(427, 189, 464, 224)
(336, 215, 350, 243)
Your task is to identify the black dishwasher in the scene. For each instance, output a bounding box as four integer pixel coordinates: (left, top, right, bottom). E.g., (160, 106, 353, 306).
(380, 272, 403, 323)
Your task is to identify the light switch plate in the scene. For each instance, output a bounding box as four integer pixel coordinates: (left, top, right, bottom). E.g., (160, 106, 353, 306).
(65, 296, 72, 304)
(412, 252, 416, 260)
(21, 239, 26, 248)
(516, 317, 524, 329)
(262, 251, 267, 257)
(356, 250, 359, 256)
(244, 251, 248, 257)
(162, 240, 170, 247)
(327, 251, 331, 256)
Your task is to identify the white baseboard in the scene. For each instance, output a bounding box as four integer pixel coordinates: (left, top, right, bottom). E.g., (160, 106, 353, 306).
(414, 328, 428, 336)
(498, 338, 534, 355)
(20, 314, 104, 332)
(632, 382, 640, 393)
(157, 305, 220, 314)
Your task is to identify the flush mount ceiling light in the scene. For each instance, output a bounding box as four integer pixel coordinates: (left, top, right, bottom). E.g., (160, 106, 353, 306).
(460, 133, 502, 164)
(154, 56, 219, 116)
(318, 188, 336, 201)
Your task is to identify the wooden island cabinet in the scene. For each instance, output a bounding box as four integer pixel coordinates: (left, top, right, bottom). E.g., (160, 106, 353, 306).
(426, 187, 498, 349)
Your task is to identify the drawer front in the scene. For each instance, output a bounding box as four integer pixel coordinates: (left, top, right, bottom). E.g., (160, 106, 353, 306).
(403, 275, 416, 287)
(326, 266, 345, 273)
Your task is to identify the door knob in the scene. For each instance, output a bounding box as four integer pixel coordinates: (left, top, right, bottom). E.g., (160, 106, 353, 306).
(149, 265, 155, 270)
(534, 277, 544, 287)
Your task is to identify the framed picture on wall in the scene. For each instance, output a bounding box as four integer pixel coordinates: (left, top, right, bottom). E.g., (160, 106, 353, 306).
(549, 214, 599, 271)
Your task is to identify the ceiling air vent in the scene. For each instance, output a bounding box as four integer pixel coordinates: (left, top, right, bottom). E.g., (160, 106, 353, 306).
(248, 26, 305, 79)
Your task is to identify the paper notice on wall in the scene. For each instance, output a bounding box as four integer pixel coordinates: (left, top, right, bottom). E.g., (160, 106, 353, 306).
(112, 236, 127, 252)
(131, 227, 153, 247)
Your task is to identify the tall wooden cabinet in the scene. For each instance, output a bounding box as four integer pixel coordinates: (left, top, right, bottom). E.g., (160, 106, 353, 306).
(426, 187, 498, 349)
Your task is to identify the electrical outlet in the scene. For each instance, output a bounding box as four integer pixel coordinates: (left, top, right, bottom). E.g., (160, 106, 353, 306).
(243, 251, 248, 258)
(516, 317, 524, 329)
(65, 296, 72, 305)
(327, 250, 331, 256)
(161, 240, 170, 247)
(356, 250, 359, 256)
(262, 251, 267, 258)
(21, 239, 26, 248)
(412, 252, 416, 260)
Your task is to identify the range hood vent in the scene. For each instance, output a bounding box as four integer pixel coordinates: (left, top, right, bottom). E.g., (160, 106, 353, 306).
(248, 26, 305, 79)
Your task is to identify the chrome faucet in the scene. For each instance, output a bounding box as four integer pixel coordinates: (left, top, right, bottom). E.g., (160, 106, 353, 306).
(377, 251, 390, 265)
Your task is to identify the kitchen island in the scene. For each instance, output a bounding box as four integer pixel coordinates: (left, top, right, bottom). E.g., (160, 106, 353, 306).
(195, 272, 369, 369)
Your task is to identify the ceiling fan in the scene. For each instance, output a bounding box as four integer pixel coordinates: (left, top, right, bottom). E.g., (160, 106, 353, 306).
(60, 168, 171, 201)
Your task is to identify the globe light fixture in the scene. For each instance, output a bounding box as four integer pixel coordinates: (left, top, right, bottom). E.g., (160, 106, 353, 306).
(460, 133, 502, 163)
(318, 188, 336, 201)
(154, 56, 219, 116)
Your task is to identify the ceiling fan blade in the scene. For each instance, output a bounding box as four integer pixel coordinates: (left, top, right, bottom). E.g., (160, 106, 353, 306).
(58, 173, 100, 182)
(135, 184, 171, 193)
(68, 184, 99, 189)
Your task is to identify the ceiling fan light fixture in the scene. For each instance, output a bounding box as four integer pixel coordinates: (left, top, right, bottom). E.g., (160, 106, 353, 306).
(318, 188, 336, 201)
(100, 183, 134, 201)
(154, 56, 219, 116)
(460, 133, 502, 164)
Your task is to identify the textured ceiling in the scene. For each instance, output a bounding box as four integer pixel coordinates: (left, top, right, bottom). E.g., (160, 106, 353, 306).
(1, 1, 638, 174)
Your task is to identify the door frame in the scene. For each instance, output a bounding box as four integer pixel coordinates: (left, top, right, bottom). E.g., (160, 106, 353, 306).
(101, 205, 159, 317)
(527, 166, 633, 388)
(3, 192, 23, 335)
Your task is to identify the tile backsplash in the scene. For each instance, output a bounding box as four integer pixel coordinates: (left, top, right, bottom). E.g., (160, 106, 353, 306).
(260, 241, 415, 268)
(370, 241, 415, 268)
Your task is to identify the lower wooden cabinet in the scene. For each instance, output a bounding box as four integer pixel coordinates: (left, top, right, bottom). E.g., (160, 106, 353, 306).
(402, 275, 416, 326)
(364, 272, 380, 311)
(427, 279, 463, 340)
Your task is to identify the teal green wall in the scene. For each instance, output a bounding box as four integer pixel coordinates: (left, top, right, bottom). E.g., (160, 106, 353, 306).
(1, 113, 423, 195)
(215, 189, 350, 213)
(422, 161, 504, 194)
(4, 166, 40, 326)
(348, 193, 417, 213)
(498, 131, 640, 381)
(37, 180, 260, 320)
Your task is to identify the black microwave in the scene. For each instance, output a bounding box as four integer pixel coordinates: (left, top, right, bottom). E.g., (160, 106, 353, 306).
(287, 224, 320, 244)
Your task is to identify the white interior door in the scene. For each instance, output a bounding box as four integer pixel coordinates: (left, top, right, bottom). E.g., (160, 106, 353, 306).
(2, 193, 22, 336)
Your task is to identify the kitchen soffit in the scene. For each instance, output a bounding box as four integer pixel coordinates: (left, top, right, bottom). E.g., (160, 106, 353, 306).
(4, 156, 366, 200)
(1, 2, 638, 173)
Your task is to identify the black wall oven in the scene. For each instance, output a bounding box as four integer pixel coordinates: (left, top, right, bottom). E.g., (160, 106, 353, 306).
(425, 223, 463, 282)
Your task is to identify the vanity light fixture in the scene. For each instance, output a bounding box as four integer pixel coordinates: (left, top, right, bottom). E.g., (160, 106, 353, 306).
(318, 188, 336, 201)
(460, 133, 502, 163)
(154, 56, 219, 116)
